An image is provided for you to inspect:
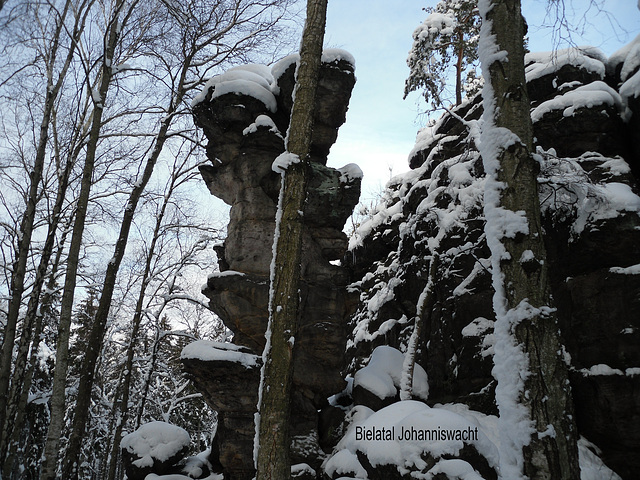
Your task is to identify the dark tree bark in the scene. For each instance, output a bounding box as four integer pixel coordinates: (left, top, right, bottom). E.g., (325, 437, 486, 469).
(255, 0, 327, 478)
(477, 0, 580, 478)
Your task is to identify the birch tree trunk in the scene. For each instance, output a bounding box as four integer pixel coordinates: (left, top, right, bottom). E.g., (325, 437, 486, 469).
(400, 253, 438, 401)
(477, 0, 580, 478)
(0, 0, 75, 442)
(0, 125, 75, 476)
(255, 0, 327, 478)
(41, 2, 124, 477)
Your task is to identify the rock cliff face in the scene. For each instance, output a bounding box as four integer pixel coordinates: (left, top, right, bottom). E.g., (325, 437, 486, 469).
(340, 46, 640, 479)
(186, 50, 361, 479)
(179, 43, 640, 480)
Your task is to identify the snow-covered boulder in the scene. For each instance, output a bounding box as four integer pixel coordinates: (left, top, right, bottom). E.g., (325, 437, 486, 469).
(121, 421, 191, 480)
(324, 401, 499, 480)
(353, 346, 429, 411)
(525, 47, 606, 106)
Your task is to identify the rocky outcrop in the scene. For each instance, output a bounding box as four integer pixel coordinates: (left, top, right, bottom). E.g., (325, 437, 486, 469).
(343, 47, 640, 479)
(180, 42, 640, 480)
(121, 422, 193, 480)
(185, 50, 360, 479)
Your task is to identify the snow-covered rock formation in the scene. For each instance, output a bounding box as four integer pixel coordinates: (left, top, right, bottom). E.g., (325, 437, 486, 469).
(185, 50, 361, 480)
(337, 45, 640, 479)
(164, 41, 640, 480)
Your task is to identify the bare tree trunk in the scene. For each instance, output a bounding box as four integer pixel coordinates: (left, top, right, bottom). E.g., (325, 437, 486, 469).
(3, 219, 72, 479)
(255, 1, 327, 478)
(400, 253, 438, 400)
(104, 157, 191, 480)
(455, 37, 464, 106)
(41, 1, 123, 477)
(0, 0, 74, 441)
(0, 115, 75, 476)
(477, 0, 580, 478)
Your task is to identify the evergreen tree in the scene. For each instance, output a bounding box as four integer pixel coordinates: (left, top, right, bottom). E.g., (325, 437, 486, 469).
(405, 0, 481, 109)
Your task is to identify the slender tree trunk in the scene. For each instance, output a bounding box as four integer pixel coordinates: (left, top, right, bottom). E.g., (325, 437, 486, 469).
(105, 163, 183, 480)
(477, 0, 580, 478)
(0, 0, 73, 440)
(3, 220, 72, 480)
(455, 34, 464, 106)
(255, 1, 327, 478)
(41, 2, 123, 477)
(0, 134, 74, 475)
(62, 44, 189, 480)
(400, 253, 438, 400)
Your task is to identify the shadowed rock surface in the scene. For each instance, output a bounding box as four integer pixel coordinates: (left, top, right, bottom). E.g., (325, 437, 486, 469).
(186, 51, 360, 479)
(178, 45, 640, 480)
(342, 47, 640, 479)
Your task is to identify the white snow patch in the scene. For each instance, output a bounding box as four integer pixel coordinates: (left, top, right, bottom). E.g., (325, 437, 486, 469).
(531, 81, 627, 123)
(120, 421, 190, 468)
(426, 459, 485, 480)
(322, 48, 356, 68)
(243, 114, 281, 137)
(291, 463, 316, 477)
(145, 474, 223, 480)
(323, 449, 368, 479)
(180, 340, 259, 368)
(610, 264, 640, 275)
(207, 270, 246, 279)
(335, 400, 499, 472)
(192, 67, 276, 110)
(620, 69, 640, 100)
(271, 152, 300, 173)
(608, 33, 640, 82)
(353, 345, 429, 401)
(578, 437, 623, 480)
(271, 53, 299, 83)
(461, 317, 494, 338)
(338, 163, 363, 183)
(525, 47, 606, 82)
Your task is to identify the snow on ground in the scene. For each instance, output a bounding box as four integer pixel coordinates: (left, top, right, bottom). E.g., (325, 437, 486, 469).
(324, 399, 620, 479)
(120, 421, 190, 468)
(354, 345, 429, 401)
(180, 340, 259, 368)
(145, 474, 223, 480)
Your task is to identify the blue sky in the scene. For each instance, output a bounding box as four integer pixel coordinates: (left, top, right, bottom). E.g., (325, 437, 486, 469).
(324, 1, 640, 199)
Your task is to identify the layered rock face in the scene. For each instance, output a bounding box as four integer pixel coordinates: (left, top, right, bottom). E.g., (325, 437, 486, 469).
(186, 50, 360, 479)
(342, 47, 640, 479)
